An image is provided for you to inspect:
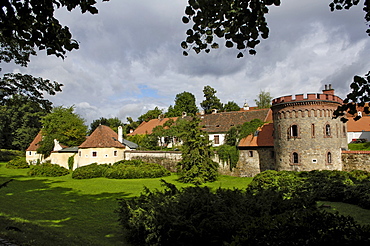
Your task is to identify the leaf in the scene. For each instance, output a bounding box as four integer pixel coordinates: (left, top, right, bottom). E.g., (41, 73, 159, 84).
(226, 41, 234, 48)
(237, 52, 244, 58)
(182, 16, 189, 24)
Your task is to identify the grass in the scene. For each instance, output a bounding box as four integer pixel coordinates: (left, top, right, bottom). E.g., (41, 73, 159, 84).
(0, 162, 253, 245)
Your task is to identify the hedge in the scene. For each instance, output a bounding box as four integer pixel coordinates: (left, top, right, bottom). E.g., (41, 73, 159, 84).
(6, 157, 29, 169)
(28, 163, 70, 177)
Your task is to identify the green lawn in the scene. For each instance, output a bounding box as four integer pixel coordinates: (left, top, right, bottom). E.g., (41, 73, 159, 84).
(0, 163, 253, 245)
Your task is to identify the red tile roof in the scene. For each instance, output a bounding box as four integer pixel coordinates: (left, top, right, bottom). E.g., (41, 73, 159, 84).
(238, 123, 274, 147)
(26, 131, 42, 151)
(128, 117, 178, 135)
(200, 108, 271, 133)
(347, 116, 370, 132)
(79, 125, 125, 148)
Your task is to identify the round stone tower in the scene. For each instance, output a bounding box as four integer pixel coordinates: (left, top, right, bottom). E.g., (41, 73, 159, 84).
(271, 85, 347, 171)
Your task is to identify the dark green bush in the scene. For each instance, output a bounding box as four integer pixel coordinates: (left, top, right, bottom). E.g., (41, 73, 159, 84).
(28, 163, 69, 177)
(0, 149, 24, 162)
(6, 157, 29, 169)
(72, 163, 110, 179)
(113, 159, 143, 166)
(106, 162, 170, 179)
(117, 180, 369, 246)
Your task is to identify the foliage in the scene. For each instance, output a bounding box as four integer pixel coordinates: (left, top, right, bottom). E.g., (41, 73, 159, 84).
(72, 163, 110, 179)
(138, 107, 163, 123)
(166, 91, 198, 117)
(72, 160, 171, 179)
(0, 149, 23, 161)
(223, 101, 240, 112)
(6, 157, 29, 169)
(117, 179, 370, 246)
(177, 117, 219, 184)
(68, 155, 75, 170)
(126, 134, 159, 150)
(224, 118, 264, 146)
(348, 142, 370, 150)
(28, 163, 69, 177)
(125, 116, 140, 134)
(0, 95, 49, 150)
(254, 90, 272, 109)
(217, 144, 239, 171)
(200, 85, 223, 114)
(89, 117, 123, 135)
(105, 162, 171, 179)
(0, 0, 109, 67)
(182, 0, 370, 118)
(38, 106, 88, 157)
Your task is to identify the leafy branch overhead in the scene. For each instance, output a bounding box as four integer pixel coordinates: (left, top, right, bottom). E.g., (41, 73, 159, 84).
(182, 0, 280, 58)
(0, 0, 110, 67)
(182, 0, 369, 58)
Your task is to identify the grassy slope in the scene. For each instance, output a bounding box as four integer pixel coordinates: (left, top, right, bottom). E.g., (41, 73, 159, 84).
(0, 163, 252, 245)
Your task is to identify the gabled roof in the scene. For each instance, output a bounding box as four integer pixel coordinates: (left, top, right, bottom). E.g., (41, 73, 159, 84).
(26, 131, 42, 151)
(347, 116, 370, 132)
(200, 108, 271, 133)
(238, 123, 274, 147)
(79, 125, 132, 149)
(128, 117, 178, 135)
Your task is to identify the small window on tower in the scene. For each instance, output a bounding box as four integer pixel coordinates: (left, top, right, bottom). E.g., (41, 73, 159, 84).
(289, 124, 299, 138)
(292, 152, 299, 164)
(325, 124, 331, 137)
(327, 152, 332, 164)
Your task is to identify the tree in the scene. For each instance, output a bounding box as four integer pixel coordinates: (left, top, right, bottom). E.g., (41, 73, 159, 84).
(200, 85, 223, 114)
(90, 117, 124, 134)
(166, 91, 198, 117)
(0, 95, 49, 150)
(177, 117, 219, 184)
(182, 0, 370, 117)
(224, 101, 240, 112)
(38, 106, 88, 157)
(254, 91, 272, 109)
(0, 0, 109, 67)
(138, 107, 163, 123)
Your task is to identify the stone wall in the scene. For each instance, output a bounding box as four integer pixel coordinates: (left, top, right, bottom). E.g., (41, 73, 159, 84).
(125, 150, 182, 172)
(342, 151, 370, 172)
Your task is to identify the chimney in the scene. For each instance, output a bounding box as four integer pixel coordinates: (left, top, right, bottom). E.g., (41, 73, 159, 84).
(118, 126, 123, 143)
(322, 84, 335, 95)
(182, 112, 187, 118)
(243, 102, 250, 111)
(212, 109, 218, 114)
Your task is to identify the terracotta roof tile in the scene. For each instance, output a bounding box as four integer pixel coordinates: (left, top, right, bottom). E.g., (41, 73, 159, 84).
(79, 125, 125, 148)
(347, 116, 370, 132)
(238, 123, 274, 147)
(200, 108, 271, 133)
(26, 131, 42, 151)
(128, 117, 179, 135)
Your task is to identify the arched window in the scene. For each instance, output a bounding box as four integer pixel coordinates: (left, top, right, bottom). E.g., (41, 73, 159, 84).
(325, 124, 331, 137)
(292, 152, 299, 164)
(311, 124, 315, 138)
(327, 152, 332, 164)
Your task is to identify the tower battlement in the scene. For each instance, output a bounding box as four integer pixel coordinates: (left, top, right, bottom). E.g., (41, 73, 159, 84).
(272, 93, 343, 106)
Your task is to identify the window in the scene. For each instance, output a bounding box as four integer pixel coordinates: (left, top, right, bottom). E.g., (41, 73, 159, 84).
(114, 150, 118, 157)
(214, 135, 220, 145)
(292, 152, 299, 164)
(79, 151, 81, 157)
(92, 151, 97, 157)
(248, 151, 253, 157)
(325, 124, 331, 137)
(28, 151, 32, 156)
(289, 124, 299, 138)
(327, 152, 332, 164)
(311, 124, 315, 138)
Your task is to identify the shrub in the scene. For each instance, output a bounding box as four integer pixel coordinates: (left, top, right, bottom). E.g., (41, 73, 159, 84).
(117, 180, 370, 246)
(106, 162, 170, 179)
(0, 149, 24, 162)
(72, 163, 110, 179)
(6, 157, 29, 169)
(28, 163, 69, 177)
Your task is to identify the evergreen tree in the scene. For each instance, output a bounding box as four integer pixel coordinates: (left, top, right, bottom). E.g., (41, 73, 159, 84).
(177, 117, 218, 184)
(200, 85, 223, 114)
(224, 101, 240, 112)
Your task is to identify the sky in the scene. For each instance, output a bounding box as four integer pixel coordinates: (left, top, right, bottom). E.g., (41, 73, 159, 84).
(2, 0, 370, 126)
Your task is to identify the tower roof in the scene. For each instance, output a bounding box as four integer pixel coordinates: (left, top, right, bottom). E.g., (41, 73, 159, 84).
(79, 125, 125, 148)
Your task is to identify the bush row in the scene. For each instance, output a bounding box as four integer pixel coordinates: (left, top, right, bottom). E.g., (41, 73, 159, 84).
(117, 178, 370, 246)
(72, 160, 171, 179)
(0, 149, 24, 162)
(27, 163, 70, 177)
(6, 157, 29, 169)
(247, 170, 370, 209)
